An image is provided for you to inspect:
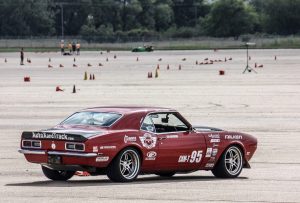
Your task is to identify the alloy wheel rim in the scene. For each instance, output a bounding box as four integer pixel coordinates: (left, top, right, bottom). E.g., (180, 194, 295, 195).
(225, 147, 242, 176)
(119, 150, 140, 179)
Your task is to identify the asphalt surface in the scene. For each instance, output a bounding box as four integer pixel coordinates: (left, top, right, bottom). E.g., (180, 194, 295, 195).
(0, 49, 299, 202)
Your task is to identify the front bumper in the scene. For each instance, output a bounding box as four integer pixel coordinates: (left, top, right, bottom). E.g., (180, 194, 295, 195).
(18, 149, 98, 158)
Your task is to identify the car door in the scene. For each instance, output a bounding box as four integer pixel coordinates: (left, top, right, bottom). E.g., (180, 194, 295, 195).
(151, 113, 206, 171)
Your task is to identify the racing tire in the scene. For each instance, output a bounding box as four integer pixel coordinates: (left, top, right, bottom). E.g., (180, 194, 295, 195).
(41, 165, 75, 181)
(155, 172, 176, 177)
(212, 146, 243, 178)
(107, 148, 141, 182)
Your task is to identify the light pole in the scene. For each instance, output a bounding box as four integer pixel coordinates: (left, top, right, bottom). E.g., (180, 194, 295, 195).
(243, 42, 257, 74)
(60, 3, 64, 40)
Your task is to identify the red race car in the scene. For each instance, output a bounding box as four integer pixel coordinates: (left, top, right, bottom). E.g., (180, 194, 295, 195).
(19, 106, 257, 182)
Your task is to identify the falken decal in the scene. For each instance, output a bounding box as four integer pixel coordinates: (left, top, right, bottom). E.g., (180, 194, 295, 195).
(139, 133, 157, 149)
(225, 135, 243, 140)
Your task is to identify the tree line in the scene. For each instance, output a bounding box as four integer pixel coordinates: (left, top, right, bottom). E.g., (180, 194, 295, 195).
(0, 0, 300, 41)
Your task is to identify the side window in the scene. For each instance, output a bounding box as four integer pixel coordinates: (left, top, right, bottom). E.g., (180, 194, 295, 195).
(150, 113, 189, 133)
(141, 116, 155, 132)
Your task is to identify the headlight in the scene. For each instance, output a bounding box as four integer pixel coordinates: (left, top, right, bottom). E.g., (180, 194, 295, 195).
(65, 142, 85, 151)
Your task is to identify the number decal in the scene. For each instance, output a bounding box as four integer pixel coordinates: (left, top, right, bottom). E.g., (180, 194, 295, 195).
(178, 150, 203, 163)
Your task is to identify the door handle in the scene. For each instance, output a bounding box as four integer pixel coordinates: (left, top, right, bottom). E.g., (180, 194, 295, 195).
(158, 137, 167, 141)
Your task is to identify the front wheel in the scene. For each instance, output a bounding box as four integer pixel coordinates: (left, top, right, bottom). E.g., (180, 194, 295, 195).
(41, 165, 75, 181)
(107, 148, 141, 182)
(212, 146, 243, 178)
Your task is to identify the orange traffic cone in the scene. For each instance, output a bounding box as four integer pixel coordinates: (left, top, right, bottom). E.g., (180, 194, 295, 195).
(56, 86, 63, 92)
(72, 85, 76, 93)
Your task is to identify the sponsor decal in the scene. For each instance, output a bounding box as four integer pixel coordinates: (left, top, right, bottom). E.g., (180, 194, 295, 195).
(247, 152, 251, 156)
(93, 146, 98, 152)
(139, 133, 157, 149)
(178, 150, 203, 163)
(208, 157, 216, 162)
(124, 135, 137, 143)
(51, 142, 56, 150)
(213, 143, 219, 147)
(225, 135, 243, 140)
(32, 132, 75, 141)
(166, 135, 179, 139)
(208, 134, 220, 139)
(96, 156, 109, 162)
(210, 139, 220, 143)
(205, 163, 215, 168)
(205, 148, 212, 158)
(145, 151, 157, 160)
(212, 148, 218, 157)
(99, 146, 116, 150)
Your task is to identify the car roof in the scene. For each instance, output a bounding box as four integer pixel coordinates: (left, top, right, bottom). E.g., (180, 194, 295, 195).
(81, 106, 177, 115)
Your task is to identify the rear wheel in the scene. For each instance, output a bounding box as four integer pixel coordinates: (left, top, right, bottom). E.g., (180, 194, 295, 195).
(107, 148, 141, 182)
(41, 165, 75, 181)
(212, 146, 243, 178)
(155, 172, 176, 177)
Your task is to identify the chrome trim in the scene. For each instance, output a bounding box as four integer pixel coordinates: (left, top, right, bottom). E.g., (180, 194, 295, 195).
(48, 151, 97, 157)
(18, 149, 46, 155)
(18, 149, 97, 157)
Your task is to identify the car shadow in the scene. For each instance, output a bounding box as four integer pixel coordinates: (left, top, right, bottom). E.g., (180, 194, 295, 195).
(6, 175, 248, 187)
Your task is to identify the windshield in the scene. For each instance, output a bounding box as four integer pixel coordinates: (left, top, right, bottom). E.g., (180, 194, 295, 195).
(61, 112, 122, 127)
